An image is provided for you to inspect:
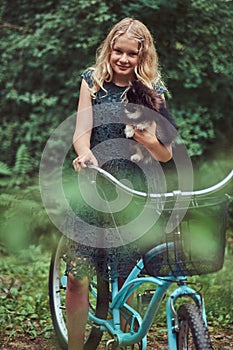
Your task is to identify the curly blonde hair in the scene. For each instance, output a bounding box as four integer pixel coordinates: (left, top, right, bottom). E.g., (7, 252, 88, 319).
(89, 18, 162, 96)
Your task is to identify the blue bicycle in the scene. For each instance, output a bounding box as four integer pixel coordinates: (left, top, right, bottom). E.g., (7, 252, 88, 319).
(49, 166, 232, 349)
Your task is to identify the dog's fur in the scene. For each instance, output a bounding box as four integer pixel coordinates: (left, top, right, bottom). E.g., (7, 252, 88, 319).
(123, 80, 177, 163)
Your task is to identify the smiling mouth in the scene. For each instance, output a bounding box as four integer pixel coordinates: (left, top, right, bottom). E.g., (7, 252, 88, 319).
(117, 65, 130, 70)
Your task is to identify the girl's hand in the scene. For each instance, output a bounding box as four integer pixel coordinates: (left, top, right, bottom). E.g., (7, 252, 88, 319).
(133, 121, 172, 162)
(72, 150, 98, 172)
(133, 121, 158, 148)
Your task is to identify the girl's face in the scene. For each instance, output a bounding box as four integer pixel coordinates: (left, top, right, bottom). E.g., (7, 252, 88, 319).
(110, 34, 139, 84)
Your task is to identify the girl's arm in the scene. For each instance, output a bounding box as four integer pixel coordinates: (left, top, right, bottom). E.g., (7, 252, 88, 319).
(72, 79, 98, 171)
(133, 121, 173, 162)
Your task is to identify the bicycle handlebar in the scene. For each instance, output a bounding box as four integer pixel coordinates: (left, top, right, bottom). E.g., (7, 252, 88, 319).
(86, 165, 233, 199)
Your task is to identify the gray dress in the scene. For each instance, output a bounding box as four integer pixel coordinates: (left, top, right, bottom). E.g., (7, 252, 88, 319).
(65, 69, 169, 280)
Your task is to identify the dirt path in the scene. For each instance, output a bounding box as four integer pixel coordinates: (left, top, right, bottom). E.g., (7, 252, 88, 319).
(0, 335, 58, 350)
(1, 325, 233, 349)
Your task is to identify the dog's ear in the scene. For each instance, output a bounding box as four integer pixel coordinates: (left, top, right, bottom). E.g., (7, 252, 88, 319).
(136, 81, 162, 111)
(130, 81, 138, 95)
(143, 92, 155, 109)
(142, 89, 161, 112)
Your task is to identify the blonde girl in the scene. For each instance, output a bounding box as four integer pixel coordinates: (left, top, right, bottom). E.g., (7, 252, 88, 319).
(67, 18, 175, 350)
(90, 17, 162, 96)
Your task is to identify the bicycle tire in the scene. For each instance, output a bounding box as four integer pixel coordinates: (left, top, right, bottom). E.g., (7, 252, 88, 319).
(49, 235, 109, 350)
(177, 303, 213, 350)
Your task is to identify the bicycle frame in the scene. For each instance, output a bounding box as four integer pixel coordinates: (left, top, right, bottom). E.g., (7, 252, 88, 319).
(87, 248, 206, 349)
(50, 168, 232, 349)
(83, 167, 232, 349)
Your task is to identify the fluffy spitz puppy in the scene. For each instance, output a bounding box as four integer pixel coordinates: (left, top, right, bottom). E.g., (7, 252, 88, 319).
(123, 80, 177, 163)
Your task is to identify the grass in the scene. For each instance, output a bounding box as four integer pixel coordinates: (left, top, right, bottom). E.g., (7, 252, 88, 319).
(0, 245, 53, 344)
(0, 240, 232, 348)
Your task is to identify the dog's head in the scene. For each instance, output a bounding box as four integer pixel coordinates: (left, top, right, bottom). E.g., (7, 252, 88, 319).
(123, 80, 161, 122)
(125, 80, 161, 111)
(124, 104, 144, 122)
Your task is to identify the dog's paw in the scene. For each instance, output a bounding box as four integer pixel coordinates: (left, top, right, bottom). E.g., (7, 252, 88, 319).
(136, 121, 151, 131)
(130, 153, 143, 163)
(136, 123, 146, 131)
(125, 124, 135, 138)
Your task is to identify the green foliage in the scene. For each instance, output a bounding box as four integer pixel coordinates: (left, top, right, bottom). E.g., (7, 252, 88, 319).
(0, 177, 58, 252)
(0, 243, 232, 344)
(0, 144, 33, 188)
(0, 3, 232, 344)
(119, 0, 233, 157)
(173, 105, 215, 156)
(0, 0, 232, 282)
(0, 0, 118, 168)
(0, 162, 11, 176)
(0, 0, 232, 170)
(0, 246, 54, 342)
(190, 253, 233, 327)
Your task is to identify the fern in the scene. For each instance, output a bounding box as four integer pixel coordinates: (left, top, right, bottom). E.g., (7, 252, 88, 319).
(0, 193, 16, 208)
(13, 144, 32, 176)
(0, 178, 11, 187)
(0, 161, 11, 176)
(0, 145, 33, 188)
(0, 161, 12, 188)
(0, 182, 57, 252)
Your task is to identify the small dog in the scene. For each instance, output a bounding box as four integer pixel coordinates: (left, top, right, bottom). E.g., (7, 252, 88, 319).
(123, 80, 177, 163)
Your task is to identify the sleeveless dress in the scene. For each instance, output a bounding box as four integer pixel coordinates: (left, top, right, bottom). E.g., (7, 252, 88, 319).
(65, 69, 169, 281)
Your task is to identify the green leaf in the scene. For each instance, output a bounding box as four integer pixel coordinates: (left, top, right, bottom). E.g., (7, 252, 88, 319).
(0, 162, 11, 176)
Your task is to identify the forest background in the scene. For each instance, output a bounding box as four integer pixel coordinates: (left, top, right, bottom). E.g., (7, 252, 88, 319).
(0, 0, 232, 348)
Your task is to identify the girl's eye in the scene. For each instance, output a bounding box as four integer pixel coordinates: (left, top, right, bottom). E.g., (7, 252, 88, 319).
(112, 49, 138, 57)
(129, 52, 138, 57)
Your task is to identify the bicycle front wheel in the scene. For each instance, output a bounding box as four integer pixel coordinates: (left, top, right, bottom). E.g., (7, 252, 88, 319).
(177, 303, 213, 350)
(49, 235, 109, 350)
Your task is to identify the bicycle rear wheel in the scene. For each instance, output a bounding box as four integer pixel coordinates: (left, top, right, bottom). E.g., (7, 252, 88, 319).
(49, 235, 109, 350)
(177, 303, 213, 350)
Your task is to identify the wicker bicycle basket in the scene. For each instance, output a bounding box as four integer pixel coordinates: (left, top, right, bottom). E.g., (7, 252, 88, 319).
(143, 195, 229, 277)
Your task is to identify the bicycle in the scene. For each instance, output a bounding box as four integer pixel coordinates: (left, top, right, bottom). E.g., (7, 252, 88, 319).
(49, 166, 232, 349)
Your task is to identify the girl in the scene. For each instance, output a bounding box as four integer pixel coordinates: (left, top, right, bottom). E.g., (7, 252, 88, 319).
(66, 17, 176, 349)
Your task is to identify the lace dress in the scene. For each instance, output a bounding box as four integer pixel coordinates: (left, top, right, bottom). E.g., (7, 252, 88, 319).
(65, 69, 166, 280)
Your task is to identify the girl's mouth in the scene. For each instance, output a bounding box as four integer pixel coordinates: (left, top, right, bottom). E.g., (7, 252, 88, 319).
(117, 65, 130, 70)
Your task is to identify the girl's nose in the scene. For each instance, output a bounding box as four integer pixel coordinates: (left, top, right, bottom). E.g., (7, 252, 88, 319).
(119, 53, 128, 63)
